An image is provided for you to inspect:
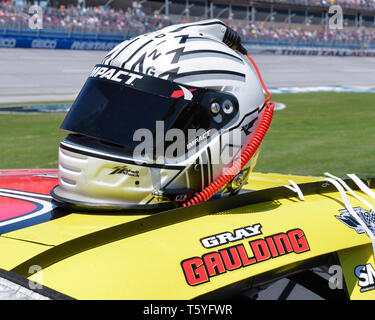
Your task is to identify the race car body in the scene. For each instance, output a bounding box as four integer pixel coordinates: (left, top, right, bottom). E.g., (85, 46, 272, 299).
(0, 169, 374, 300)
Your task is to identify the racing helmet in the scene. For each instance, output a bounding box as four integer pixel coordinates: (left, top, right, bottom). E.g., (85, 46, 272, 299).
(51, 19, 274, 209)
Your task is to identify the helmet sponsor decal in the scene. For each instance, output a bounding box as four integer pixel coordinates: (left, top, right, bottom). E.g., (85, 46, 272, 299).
(90, 66, 143, 85)
(109, 165, 140, 177)
(335, 207, 375, 235)
(355, 263, 375, 293)
(181, 227, 310, 286)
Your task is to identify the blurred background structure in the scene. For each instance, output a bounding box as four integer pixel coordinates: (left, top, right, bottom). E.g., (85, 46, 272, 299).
(0, 0, 374, 49)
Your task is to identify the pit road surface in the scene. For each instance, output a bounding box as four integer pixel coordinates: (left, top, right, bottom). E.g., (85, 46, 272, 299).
(0, 48, 374, 104)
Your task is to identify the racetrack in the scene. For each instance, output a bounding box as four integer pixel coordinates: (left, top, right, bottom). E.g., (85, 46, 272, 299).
(0, 48, 374, 104)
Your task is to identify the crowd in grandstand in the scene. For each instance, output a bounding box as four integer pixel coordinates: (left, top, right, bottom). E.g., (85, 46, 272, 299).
(267, 0, 375, 10)
(0, 0, 374, 46)
(233, 22, 375, 45)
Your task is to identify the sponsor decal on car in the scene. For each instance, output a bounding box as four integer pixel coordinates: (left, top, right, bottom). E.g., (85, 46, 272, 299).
(200, 224, 262, 249)
(335, 207, 375, 235)
(181, 226, 310, 286)
(354, 263, 375, 293)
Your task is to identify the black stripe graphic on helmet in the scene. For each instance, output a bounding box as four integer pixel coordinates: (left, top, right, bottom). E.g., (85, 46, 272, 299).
(174, 34, 189, 43)
(106, 36, 140, 66)
(158, 67, 180, 81)
(207, 146, 213, 184)
(170, 20, 226, 33)
(172, 70, 246, 82)
(148, 49, 162, 60)
(178, 49, 244, 63)
(120, 39, 154, 69)
(60, 143, 186, 170)
(130, 52, 147, 73)
(166, 47, 186, 64)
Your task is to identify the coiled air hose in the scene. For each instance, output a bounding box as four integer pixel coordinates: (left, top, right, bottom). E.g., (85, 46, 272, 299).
(182, 51, 275, 207)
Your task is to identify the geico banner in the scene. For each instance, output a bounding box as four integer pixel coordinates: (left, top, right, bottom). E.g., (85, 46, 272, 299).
(246, 45, 375, 57)
(0, 35, 121, 50)
(0, 37, 17, 48)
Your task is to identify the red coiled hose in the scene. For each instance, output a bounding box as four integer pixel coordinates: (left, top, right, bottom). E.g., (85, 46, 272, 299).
(182, 53, 275, 207)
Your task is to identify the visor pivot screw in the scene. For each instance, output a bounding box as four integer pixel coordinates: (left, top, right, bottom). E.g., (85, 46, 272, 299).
(210, 102, 221, 114)
(152, 190, 164, 200)
(223, 100, 234, 114)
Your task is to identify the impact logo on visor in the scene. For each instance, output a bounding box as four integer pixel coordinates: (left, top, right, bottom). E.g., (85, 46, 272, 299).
(90, 66, 143, 85)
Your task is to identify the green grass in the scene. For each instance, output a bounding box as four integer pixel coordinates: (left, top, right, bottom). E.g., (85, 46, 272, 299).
(256, 92, 375, 178)
(0, 113, 66, 169)
(0, 101, 73, 107)
(0, 92, 374, 178)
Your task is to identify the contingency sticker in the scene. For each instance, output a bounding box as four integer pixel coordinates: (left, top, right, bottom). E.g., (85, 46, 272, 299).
(354, 263, 375, 293)
(335, 207, 375, 235)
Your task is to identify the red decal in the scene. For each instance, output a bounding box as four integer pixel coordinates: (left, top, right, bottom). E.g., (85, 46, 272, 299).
(0, 197, 36, 221)
(273, 233, 293, 255)
(181, 228, 310, 286)
(219, 247, 242, 270)
(236, 244, 256, 266)
(181, 257, 209, 286)
(265, 236, 279, 257)
(203, 252, 226, 277)
(0, 169, 58, 195)
(288, 229, 310, 253)
(170, 88, 196, 98)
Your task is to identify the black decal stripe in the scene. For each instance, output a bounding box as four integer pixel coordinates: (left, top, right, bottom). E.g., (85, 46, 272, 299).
(224, 108, 259, 133)
(201, 154, 208, 188)
(11, 178, 375, 278)
(60, 143, 185, 170)
(145, 196, 155, 205)
(162, 169, 185, 189)
(120, 39, 154, 69)
(169, 20, 226, 33)
(106, 36, 140, 66)
(207, 146, 213, 184)
(173, 70, 245, 81)
(180, 49, 243, 63)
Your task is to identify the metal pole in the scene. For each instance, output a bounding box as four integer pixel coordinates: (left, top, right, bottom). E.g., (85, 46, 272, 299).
(165, 0, 169, 16)
(210, 2, 214, 19)
(228, 3, 233, 20)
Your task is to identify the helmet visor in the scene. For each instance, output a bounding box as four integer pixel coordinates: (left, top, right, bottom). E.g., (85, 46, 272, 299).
(61, 65, 239, 157)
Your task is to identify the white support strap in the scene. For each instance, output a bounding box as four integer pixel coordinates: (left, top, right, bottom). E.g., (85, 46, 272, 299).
(347, 174, 375, 201)
(324, 173, 375, 214)
(283, 180, 305, 201)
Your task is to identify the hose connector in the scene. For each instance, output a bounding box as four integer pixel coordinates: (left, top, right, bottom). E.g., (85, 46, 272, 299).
(222, 26, 247, 55)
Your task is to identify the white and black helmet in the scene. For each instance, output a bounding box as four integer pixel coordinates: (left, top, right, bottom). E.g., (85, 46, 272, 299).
(51, 19, 274, 210)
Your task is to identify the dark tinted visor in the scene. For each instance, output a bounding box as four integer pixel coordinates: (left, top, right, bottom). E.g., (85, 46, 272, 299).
(61, 64, 239, 154)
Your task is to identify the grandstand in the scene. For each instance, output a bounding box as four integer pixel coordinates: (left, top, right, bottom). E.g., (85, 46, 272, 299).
(0, 0, 374, 49)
